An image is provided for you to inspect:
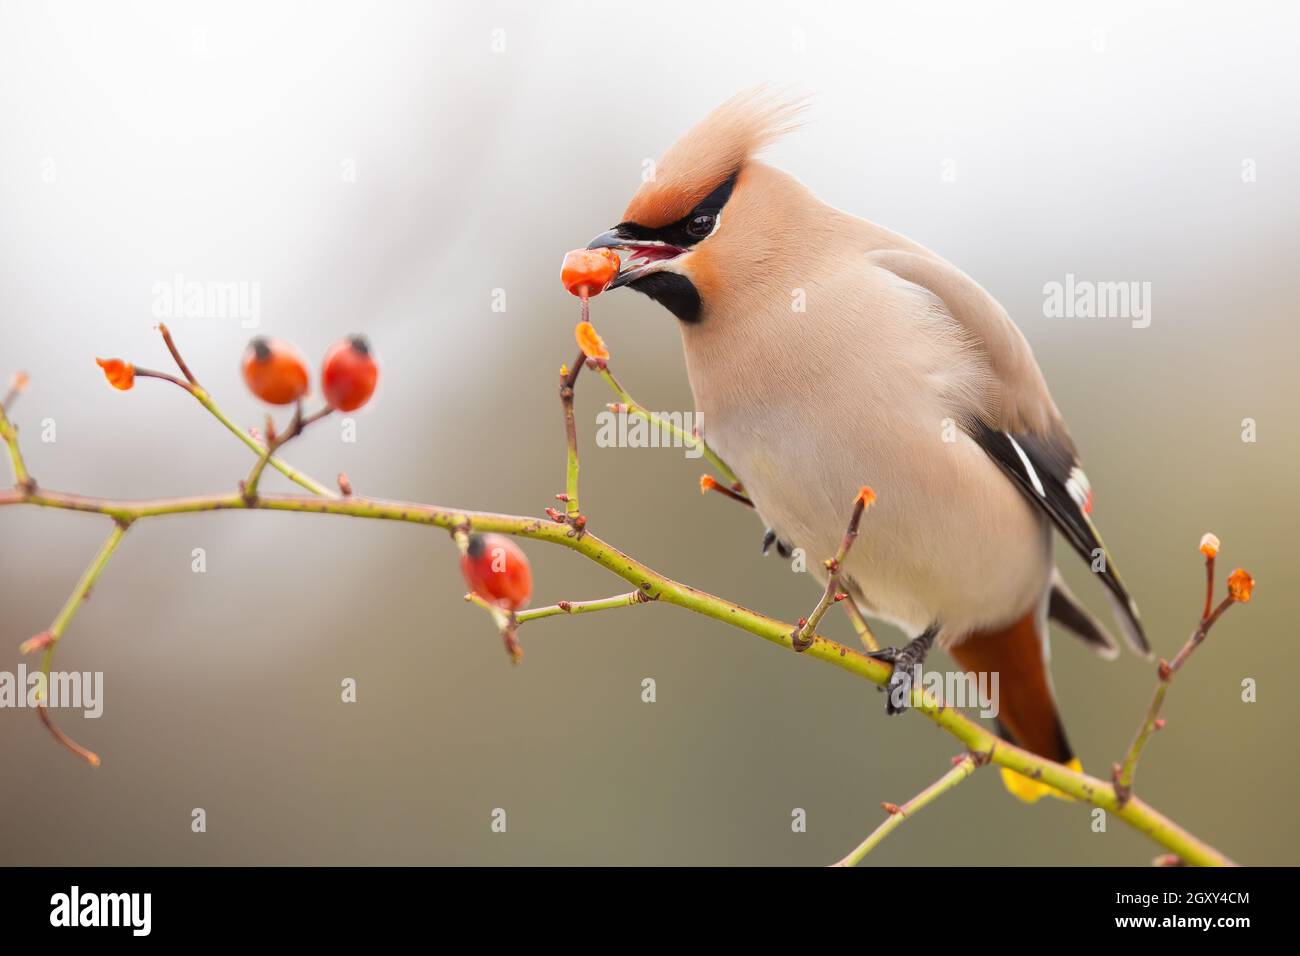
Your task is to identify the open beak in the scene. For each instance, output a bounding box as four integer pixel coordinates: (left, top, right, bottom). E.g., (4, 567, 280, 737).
(587, 227, 687, 289)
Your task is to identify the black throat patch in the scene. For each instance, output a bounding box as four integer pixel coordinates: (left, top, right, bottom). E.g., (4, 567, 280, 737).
(627, 272, 702, 323)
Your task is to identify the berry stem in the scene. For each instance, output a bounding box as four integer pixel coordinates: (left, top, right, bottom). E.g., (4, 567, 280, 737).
(559, 351, 585, 530)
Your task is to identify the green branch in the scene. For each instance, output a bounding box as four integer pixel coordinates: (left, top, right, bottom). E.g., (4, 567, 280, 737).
(0, 400, 32, 491)
(597, 367, 740, 488)
(21, 520, 129, 767)
(833, 753, 984, 866)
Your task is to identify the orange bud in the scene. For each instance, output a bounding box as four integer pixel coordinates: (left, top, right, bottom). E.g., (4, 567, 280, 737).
(19, 630, 53, 654)
(574, 321, 609, 361)
(561, 248, 620, 299)
(857, 486, 877, 508)
(699, 475, 718, 494)
(1198, 533, 1220, 559)
(881, 802, 902, 815)
(96, 358, 135, 391)
(1227, 568, 1254, 603)
(9, 371, 29, 395)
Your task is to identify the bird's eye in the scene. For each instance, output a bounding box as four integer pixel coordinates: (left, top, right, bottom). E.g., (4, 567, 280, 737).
(686, 214, 715, 240)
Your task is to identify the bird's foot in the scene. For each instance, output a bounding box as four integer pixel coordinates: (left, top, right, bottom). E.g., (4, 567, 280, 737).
(869, 627, 937, 716)
(761, 527, 794, 558)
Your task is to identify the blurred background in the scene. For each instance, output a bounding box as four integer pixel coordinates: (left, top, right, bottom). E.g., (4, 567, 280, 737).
(1, 0, 1297, 866)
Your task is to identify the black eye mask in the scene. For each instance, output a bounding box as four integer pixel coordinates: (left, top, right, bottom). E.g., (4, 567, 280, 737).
(613, 170, 738, 251)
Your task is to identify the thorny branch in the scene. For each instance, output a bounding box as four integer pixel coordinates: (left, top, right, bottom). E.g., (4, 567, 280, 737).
(0, 326, 1252, 867)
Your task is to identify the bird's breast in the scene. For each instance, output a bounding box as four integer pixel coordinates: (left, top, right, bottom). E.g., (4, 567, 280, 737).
(678, 273, 1050, 641)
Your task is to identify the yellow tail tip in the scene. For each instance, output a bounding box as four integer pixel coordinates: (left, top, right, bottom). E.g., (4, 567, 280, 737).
(999, 758, 1083, 804)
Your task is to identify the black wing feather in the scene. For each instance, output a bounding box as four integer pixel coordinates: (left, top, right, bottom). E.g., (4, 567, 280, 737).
(967, 421, 1150, 656)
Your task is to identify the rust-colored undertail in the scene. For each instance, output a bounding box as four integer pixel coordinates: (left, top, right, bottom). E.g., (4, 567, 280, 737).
(948, 610, 1082, 803)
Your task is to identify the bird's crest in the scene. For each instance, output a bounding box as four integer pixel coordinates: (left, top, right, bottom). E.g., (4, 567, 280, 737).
(623, 88, 806, 228)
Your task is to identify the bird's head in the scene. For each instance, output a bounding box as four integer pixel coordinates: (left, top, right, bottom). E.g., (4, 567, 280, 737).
(586, 89, 807, 324)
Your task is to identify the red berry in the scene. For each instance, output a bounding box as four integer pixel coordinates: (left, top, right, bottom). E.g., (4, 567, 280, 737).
(241, 337, 309, 405)
(561, 248, 620, 298)
(460, 533, 532, 611)
(321, 335, 378, 412)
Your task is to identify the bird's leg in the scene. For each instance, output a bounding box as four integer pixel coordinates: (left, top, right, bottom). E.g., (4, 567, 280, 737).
(867, 624, 938, 715)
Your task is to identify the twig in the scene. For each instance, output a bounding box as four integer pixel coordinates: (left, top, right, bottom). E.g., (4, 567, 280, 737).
(243, 401, 301, 501)
(157, 322, 198, 385)
(22, 520, 130, 767)
(465, 588, 653, 659)
(558, 352, 586, 535)
(699, 475, 753, 508)
(832, 752, 985, 866)
(139, 327, 336, 498)
(2, 371, 29, 411)
(840, 596, 880, 653)
(597, 366, 740, 488)
(515, 589, 653, 623)
(0, 399, 33, 491)
(463, 592, 523, 662)
(192, 385, 335, 498)
(133, 367, 196, 391)
(1112, 537, 1251, 805)
(791, 487, 874, 652)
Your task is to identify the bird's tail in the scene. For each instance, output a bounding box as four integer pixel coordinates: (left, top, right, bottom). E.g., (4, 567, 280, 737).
(948, 609, 1081, 803)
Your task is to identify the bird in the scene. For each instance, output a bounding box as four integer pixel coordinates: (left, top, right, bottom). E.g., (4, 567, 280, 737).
(582, 89, 1151, 802)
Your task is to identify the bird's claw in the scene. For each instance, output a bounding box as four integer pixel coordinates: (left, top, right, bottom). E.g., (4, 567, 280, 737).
(870, 627, 938, 716)
(885, 666, 913, 715)
(761, 527, 794, 558)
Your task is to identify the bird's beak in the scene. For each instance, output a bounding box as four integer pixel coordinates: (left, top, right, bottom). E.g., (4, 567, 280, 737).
(587, 227, 687, 289)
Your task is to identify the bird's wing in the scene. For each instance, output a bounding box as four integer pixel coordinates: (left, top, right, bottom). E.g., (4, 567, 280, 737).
(868, 249, 1150, 657)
